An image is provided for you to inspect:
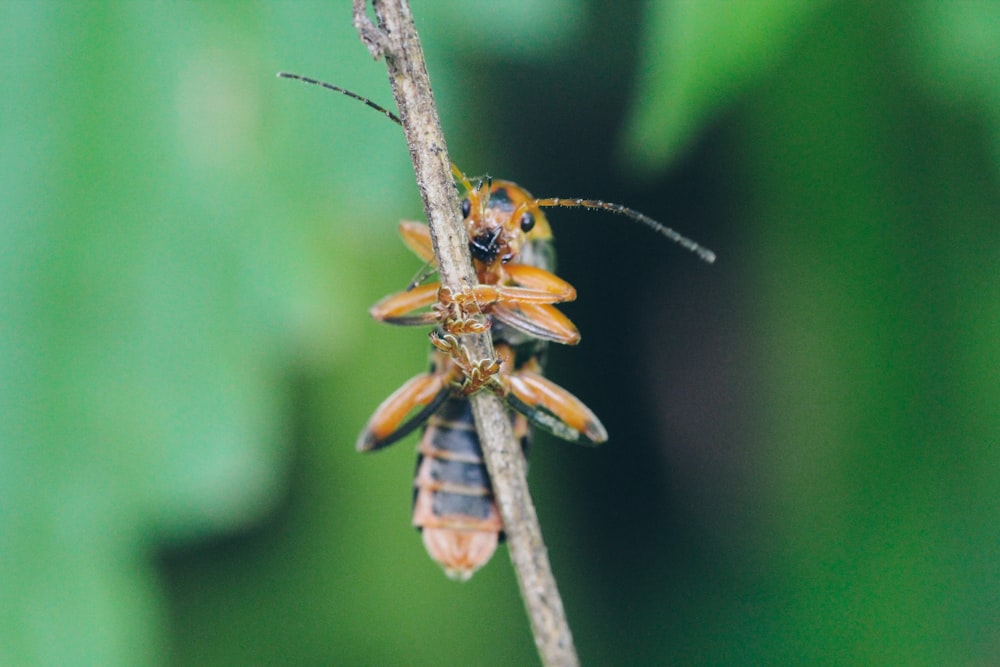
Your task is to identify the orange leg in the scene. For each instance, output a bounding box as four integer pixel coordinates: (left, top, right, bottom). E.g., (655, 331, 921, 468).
(504, 264, 576, 302)
(439, 283, 574, 310)
(356, 372, 450, 452)
(381, 223, 579, 343)
(398, 221, 436, 263)
(369, 283, 440, 326)
(491, 302, 580, 344)
(369, 280, 493, 334)
(434, 264, 578, 337)
(504, 370, 608, 445)
(395, 223, 575, 306)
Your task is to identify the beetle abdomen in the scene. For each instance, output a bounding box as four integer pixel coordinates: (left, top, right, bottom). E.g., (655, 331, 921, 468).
(412, 396, 501, 580)
(411, 383, 532, 580)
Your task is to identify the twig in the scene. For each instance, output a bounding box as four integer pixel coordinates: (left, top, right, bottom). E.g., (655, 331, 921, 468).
(354, 1, 579, 665)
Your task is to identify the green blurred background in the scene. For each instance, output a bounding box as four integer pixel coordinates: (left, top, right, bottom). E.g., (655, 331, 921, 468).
(3, 1, 999, 665)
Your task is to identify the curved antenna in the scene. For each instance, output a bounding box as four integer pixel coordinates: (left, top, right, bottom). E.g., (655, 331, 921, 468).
(277, 72, 402, 126)
(278, 72, 478, 193)
(278, 72, 715, 264)
(515, 197, 716, 264)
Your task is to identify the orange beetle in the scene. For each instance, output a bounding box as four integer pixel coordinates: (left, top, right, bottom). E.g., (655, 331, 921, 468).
(279, 72, 714, 579)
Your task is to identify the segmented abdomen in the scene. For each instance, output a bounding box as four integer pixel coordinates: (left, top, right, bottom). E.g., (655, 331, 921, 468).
(411, 371, 529, 581)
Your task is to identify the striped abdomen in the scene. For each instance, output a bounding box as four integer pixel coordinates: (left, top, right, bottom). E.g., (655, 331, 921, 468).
(412, 388, 529, 581)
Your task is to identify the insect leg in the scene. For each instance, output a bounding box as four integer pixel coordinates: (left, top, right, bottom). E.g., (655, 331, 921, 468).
(369, 283, 441, 326)
(435, 287, 580, 344)
(504, 369, 608, 445)
(398, 221, 436, 263)
(356, 372, 450, 452)
(491, 302, 580, 345)
(430, 332, 503, 395)
(503, 264, 576, 302)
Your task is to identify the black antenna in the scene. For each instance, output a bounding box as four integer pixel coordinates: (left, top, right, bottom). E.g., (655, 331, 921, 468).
(521, 197, 716, 264)
(278, 72, 475, 187)
(277, 72, 402, 126)
(279, 72, 715, 264)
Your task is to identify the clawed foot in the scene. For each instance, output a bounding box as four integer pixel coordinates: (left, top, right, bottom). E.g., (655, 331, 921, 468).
(429, 331, 504, 395)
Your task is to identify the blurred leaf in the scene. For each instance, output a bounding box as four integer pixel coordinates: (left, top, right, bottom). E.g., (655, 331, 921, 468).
(905, 0, 1000, 101)
(624, 0, 827, 169)
(740, 3, 1000, 663)
(903, 0, 1000, 163)
(0, 2, 397, 663)
(422, 0, 581, 60)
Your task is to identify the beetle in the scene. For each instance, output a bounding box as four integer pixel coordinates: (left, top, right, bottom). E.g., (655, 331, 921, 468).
(354, 176, 610, 579)
(278, 72, 714, 579)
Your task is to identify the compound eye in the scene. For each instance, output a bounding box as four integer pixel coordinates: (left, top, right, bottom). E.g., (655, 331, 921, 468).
(461, 198, 471, 218)
(519, 212, 535, 232)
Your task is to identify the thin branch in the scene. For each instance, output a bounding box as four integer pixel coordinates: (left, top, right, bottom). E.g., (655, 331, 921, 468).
(351, 0, 387, 59)
(354, 2, 579, 665)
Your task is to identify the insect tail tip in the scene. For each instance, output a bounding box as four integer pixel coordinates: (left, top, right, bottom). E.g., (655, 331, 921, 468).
(587, 421, 609, 445)
(355, 432, 377, 452)
(443, 567, 475, 583)
(423, 528, 498, 581)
